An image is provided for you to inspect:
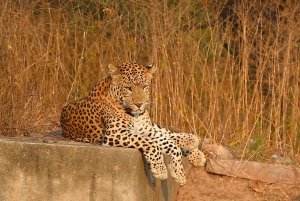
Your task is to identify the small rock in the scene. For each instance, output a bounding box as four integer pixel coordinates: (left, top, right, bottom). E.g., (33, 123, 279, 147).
(202, 138, 213, 144)
(202, 143, 234, 159)
(270, 154, 292, 165)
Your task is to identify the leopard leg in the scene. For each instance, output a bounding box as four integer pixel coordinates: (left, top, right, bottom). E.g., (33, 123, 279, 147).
(169, 133, 200, 150)
(103, 133, 168, 181)
(182, 148, 206, 167)
(149, 123, 200, 151)
(152, 136, 186, 186)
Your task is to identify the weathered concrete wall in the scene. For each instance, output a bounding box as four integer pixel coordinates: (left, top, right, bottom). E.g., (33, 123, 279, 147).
(0, 138, 190, 201)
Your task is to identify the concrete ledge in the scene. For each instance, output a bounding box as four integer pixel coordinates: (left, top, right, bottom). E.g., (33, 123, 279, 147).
(0, 138, 190, 201)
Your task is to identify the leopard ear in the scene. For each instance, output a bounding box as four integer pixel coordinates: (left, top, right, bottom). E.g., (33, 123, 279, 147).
(145, 63, 156, 79)
(108, 64, 121, 80)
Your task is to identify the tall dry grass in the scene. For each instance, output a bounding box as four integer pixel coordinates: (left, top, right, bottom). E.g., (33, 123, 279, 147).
(1, 0, 299, 159)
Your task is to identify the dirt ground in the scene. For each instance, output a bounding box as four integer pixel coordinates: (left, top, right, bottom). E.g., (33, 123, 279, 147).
(176, 166, 300, 201)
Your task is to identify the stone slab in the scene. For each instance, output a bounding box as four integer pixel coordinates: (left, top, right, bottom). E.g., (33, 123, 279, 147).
(0, 138, 190, 201)
(206, 158, 300, 185)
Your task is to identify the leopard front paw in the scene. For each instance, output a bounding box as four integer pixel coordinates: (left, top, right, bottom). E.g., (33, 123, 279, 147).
(150, 162, 168, 180)
(178, 133, 200, 150)
(185, 149, 206, 167)
(168, 164, 186, 186)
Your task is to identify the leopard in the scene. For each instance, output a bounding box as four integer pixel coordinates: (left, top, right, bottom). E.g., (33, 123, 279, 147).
(60, 62, 206, 186)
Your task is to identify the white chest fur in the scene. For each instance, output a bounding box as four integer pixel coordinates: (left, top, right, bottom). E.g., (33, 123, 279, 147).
(131, 114, 144, 135)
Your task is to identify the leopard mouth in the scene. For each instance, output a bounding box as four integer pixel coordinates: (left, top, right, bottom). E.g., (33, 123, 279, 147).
(125, 107, 145, 116)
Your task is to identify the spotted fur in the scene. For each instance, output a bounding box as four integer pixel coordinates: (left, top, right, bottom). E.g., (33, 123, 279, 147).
(60, 62, 206, 185)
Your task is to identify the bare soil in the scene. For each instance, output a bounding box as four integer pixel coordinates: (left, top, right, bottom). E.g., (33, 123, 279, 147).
(176, 166, 300, 201)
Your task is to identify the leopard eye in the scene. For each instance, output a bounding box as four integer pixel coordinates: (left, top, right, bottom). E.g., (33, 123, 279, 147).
(125, 87, 132, 91)
(143, 85, 148, 89)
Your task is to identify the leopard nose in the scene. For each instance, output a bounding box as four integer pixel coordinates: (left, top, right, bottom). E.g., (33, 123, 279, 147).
(135, 103, 143, 108)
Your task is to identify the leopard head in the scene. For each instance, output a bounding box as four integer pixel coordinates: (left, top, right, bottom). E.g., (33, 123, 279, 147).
(108, 62, 156, 116)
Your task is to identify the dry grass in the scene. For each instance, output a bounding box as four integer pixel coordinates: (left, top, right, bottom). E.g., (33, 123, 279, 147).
(1, 0, 299, 159)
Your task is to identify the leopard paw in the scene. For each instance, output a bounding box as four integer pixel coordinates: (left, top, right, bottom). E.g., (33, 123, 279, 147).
(168, 163, 186, 186)
(150, 162, 168, 180)
(175, 133, 200, 151)
(184, 149, 206, 167)
(184, 133, 200, 150)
